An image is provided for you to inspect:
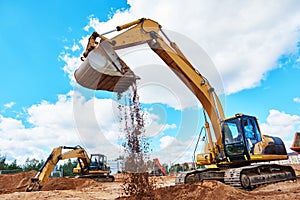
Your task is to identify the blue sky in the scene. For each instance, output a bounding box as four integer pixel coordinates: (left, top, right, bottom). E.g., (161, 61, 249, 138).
(1, 0, 300, 165)
(0, 0, 129, 110)
(227, 54, 300, 118)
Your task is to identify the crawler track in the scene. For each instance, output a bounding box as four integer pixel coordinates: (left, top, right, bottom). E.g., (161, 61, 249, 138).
(79, 174, 115, 182)
(183, 164, 296, 190)
(92, 175, 115, 182)
(224, 164, 296, 189)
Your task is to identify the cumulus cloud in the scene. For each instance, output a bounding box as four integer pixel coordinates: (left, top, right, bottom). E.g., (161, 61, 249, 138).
(155, 134, 204, 164)
(0, 92, 120, 164)
(4, 102, 15, 108)
(59, 53, 83, 84)
(260, 109, 300, 141)
(294, 97, 300, 103)
(159, 136, 175, 149)
(0, 89, 180, 163)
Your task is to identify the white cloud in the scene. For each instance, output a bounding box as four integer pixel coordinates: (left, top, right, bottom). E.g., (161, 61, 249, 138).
(4, 102, 15, 108)
(159, 136, 175, 149)
(154, 134, 204, 164)
(0, 88, 181, 164)
(0, 115, 24, 131)
(0, 91, 135, 164)
(71, 44, 80, 52)
(144, 119, 176, 138)
(294, 97, 300, 103)
(59, 53, 83, 84)
(260, 110, 300, 143)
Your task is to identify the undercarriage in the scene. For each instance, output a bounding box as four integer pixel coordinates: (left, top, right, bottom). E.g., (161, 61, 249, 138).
(78, 174, 115, 182)
(177, 164, 296, 190)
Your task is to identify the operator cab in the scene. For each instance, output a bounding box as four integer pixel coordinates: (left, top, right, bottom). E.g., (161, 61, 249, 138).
(89, 154, 109, 171)
(222, 114, 262, 163)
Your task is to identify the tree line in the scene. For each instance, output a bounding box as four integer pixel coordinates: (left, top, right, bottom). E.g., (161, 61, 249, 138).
(0, 155, 43, 171)
(0, 155, 77, 176)
(1, 154, 194, 176)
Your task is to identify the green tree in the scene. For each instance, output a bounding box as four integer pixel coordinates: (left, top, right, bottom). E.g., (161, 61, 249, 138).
(177, 164, 183, 172)
(169, 163, 183, 173)
(7, 159, 22, 170)
(61, 159, 78, 177)
(23, 158, 44, 171)
(0, 155, 8, 170)
(183, 162, 189, 171)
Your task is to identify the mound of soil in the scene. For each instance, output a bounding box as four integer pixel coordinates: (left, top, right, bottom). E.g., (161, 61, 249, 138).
(41, 177, 96, 191)
(120, 180, 251, 200)
(0, 170, 105, 194)
(0, 170, 37, 194)
(122, 178, 300, 200)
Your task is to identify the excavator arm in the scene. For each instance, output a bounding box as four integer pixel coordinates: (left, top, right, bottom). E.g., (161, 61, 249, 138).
(79, 18, 225, 163)
(26, 146, 90, 192)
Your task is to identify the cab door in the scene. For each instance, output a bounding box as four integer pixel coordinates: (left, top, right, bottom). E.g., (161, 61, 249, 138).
(222, 116, 250, 163)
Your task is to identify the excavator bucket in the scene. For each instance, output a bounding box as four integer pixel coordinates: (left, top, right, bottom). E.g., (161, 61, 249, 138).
(291, 132, 300, 154)
(74, 41, 136, 93)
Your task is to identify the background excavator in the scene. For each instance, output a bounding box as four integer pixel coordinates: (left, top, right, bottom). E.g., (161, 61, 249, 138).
(26, 145, 114, 192)
(74, 18, 297, 190)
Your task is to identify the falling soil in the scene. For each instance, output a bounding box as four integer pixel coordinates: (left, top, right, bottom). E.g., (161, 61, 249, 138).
(118, 83, 156, 198)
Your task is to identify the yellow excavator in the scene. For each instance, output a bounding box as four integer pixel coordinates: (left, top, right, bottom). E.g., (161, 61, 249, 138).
(26, 145, 114, 192)
(74, 18, 296, 189)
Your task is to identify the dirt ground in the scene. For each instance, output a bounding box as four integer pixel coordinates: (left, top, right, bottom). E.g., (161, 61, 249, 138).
(0, 165, 299, 200)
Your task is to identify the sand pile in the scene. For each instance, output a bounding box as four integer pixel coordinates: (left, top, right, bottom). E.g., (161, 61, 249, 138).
(41, 177, 98, 191)
(120, 180, 252, 200)
(0, 170, 36, 194)
(0, 171, 103, 194)
(121, 178, 300, 200)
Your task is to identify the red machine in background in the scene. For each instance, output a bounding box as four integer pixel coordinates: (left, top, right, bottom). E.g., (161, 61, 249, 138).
(291, 132, 300, 154)
(152, 158, 167, 176)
